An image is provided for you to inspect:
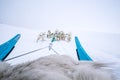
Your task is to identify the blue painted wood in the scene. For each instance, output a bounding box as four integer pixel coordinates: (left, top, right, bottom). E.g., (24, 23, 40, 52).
(0, 34, 21, 61)
(75, 36, 92, 61)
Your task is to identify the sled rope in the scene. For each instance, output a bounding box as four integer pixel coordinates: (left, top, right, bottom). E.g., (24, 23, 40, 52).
(51, 47, 59, 55)
(5, 46, 48, 61)
(5, 37, 60, 61)
(48, 37, 59, 54)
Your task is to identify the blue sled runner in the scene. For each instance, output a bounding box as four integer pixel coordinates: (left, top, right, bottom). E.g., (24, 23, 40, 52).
(75, 36, 92, 61)
(0, 34, 21, 61)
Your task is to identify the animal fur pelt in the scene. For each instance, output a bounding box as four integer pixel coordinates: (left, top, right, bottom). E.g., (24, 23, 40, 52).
(0, 55, 114, 80)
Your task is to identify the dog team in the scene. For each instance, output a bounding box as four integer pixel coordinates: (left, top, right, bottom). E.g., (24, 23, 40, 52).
(36, 30, 72, 42)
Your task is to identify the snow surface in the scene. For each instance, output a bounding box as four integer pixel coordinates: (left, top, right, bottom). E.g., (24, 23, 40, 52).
(0, 24, 120, 79)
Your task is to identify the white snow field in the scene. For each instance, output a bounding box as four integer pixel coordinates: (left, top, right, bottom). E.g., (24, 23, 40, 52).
(0, 24, 120, 80)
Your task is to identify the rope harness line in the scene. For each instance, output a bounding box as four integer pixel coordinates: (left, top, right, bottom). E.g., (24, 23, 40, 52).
(5, 37, 60, 62)
(5, 46, 59, 62)
(51, 47, 60, 55)
(5, 46, 48, 62)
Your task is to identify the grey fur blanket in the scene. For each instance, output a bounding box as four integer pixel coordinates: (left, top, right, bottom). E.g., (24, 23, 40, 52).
(0, 55, 114, 80)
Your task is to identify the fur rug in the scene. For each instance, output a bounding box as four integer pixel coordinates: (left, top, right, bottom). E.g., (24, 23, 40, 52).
(0, 55, 114, 80)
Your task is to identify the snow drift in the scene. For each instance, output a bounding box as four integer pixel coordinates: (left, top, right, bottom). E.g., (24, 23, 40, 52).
(0, 54, 114, 80)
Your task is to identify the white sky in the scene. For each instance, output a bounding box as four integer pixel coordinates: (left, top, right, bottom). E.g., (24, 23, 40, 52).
(0, 0, 120, 33)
